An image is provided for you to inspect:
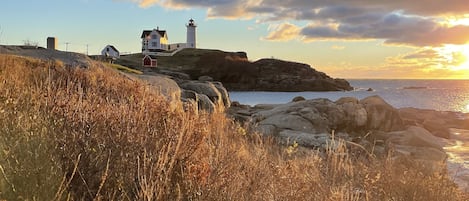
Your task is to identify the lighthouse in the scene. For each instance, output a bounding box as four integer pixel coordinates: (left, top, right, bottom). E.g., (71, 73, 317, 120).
(186, 18, 197, 48)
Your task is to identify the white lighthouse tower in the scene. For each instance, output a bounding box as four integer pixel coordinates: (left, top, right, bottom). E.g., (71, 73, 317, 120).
(186, 18, 197, 48)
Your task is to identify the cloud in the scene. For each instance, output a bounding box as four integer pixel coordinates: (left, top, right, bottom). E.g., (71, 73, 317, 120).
(387, 47, 467, 69)
(325, 47, 469, 79)
(261, 23, 301, 41)
(402, 49, 440, 59)
(139, 0, 159, 8)
(124, 0, 258, 18)
(126, 0, 469, 18)
(265, 12, 469, 46)
(122, 0, 469, 46)
(331, 45, 345, 50)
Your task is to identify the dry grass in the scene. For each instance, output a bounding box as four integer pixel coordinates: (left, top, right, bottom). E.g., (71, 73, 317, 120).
(108, 63, 143, 75)
(0, 54, 467, 200)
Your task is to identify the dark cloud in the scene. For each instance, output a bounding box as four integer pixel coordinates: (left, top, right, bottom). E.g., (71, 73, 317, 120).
(301, 25, 352, 39)
(126, 0, 469, 46)
(293, 12, 469, 46)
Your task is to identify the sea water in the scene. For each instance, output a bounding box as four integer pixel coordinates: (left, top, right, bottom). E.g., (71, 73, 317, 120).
(229, 79, 469, 112)
(229, 79, 469, 191)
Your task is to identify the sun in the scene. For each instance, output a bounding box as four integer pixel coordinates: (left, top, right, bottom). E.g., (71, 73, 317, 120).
(458, 45, 469, 70)
(437, 44, 469, 71)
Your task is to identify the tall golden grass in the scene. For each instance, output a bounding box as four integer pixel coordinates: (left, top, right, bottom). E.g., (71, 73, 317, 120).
(0, 54, 467, 200)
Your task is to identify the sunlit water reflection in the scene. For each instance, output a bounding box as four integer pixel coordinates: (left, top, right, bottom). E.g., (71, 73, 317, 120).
(442, 129, 469, 192)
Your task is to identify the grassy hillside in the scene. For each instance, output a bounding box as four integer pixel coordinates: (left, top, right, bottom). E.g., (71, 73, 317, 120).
(0, 54, 467, 200)
(118, 48, 233, 70)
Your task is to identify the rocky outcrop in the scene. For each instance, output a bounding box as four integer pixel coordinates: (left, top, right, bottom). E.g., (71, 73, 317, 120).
(399, 107, 469, 139)
(229, 96, 462, 164)
(229, 96, 403, 152)
(386, 126, 446, 161)
(0, 45, 92, 67)
(178, 50, 353, 92)
(137, 69, 231, 112)
(360, 96, 404, 132)
(179, 80, 231, 111)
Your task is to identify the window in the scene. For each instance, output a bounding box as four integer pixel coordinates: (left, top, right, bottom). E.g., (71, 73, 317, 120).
(151, 42, 157, 47)
(151, 34, 158, 39)
(107, 47, 110, 52)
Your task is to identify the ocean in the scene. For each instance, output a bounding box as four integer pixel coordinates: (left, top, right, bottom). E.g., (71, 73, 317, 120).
(229, 79, 469, 113)
(229, 79, 469, 192)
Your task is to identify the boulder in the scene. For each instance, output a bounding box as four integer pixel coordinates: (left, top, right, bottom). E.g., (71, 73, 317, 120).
(250, 96, 406, 137)
(308, 99, 345, 131)
(180, 81, 224, 107)
(198, 75, 213, 81)
(383, 126, 448, 163)
(231, 101, 241, 107)
(277, 130, 350, 150)
(0, 45, 92, 67)
(399, 107, 468, 138)
(181, 89, 197, 101)
(336, 97, 368, 129)
(135, 74, 181, 100)
(278, 130, 331, 148)
(196, 94, 215, 112)
(253, 124, 277, 136)
(292, 96, 306, 102)
(259, 114, 315, 133)
(422, 118, 450, 139)
(360, 96, 404, 132)
(212, 81, 231, 107)
(297, 107, 330, 133)
(392, 145, 447, 162)
(385, 126, 444, 150)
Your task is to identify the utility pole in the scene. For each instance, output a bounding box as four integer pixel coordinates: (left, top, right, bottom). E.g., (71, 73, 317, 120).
(65, 42, 70, 52)
(0, 26, 3, 44)
(86, 44, 89, 55)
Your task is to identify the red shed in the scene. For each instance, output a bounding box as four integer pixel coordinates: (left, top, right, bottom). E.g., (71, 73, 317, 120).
(142, 55, 157, 67)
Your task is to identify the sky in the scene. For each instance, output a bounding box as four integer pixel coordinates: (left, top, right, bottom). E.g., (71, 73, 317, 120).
(1, 0, 469, 79)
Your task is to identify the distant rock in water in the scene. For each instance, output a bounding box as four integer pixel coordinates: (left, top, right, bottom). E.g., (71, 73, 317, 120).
(190, 51, 352, 92)
(291, 96, 306, 102)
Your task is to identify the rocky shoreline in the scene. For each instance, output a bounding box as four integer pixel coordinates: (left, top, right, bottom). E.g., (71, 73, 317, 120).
(229, 95, 469, 173)
(229, 95, 469, 192)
